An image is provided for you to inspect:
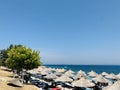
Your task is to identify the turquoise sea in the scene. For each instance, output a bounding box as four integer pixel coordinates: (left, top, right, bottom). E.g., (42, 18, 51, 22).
(44, 65, 120, 74)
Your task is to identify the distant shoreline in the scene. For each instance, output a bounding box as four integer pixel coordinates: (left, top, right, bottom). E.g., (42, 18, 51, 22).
(44, 64, 120, 74)
(44, 64, 120, 66)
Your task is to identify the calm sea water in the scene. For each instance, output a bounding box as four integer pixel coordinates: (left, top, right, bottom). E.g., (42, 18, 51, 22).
(44, 65, 120, 74)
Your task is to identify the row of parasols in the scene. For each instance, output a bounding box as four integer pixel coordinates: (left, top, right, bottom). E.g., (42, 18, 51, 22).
(27, 66, 120, 90)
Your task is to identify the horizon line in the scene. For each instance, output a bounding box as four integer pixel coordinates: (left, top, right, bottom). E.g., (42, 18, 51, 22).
(43, 64, 120, 66)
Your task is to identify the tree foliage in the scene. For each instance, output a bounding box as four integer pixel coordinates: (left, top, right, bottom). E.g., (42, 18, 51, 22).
(0, 44, 14, 66)
(0, 59, 2, 66)
(0, 49, 8, 66)
(5, 45, 42, 71)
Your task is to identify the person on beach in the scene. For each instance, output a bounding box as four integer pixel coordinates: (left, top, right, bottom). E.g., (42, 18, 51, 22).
(51, 82, 61, 90)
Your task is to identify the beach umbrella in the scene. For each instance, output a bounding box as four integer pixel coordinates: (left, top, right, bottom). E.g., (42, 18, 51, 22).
(45, 73, 58, 79)
(75, 73, 86, 80)
(101, 72, 109, 76)
(72, 77, 95, 88)
(9, 79, 23, 87)
(103, 85, 112, 90)
(105, 73, 118, 80)
(27, 69, 38, 74)
(44, 68, 56, 73)
(54, 72, 63, 76)
(77, 70, 86, 74)
(65, 69, 75, 74)
(35, 66, 46, 72)
(38, 66, 46, 70)
(117, 73, 120, 79)
(88, 70, 98, 77)
(92, 75, 109, 83)
(64, 72, 75, 77)
(75, 70, 86, 79)
(78, 70, 86, 75)
(40, 70, 48, 75)
(64, 70, 75, 77)
(55, 75, 73, 82)
(56, 68, 66, 73)
(37, 66, 54, 73)
(103, 80, 120, 90)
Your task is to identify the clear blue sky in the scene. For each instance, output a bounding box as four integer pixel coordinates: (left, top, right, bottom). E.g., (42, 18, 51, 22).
(0, 0, 120, 65)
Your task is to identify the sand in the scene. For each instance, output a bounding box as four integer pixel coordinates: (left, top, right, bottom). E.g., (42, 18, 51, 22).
(0, 66, 40, 90)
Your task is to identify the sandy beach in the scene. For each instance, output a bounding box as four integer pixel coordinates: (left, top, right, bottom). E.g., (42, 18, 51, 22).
(0, 65, 120, 90)
(0, 66, 39, 90)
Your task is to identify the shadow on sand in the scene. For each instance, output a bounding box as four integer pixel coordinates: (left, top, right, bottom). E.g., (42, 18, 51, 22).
(7, 83, 22, 87)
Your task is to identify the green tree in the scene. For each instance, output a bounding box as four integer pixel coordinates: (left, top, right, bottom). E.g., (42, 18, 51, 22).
(0, 44, 14, 66)
(0, 49, 8, 66)
(5, 45, 42, 71)
(0, 59, 2, 66)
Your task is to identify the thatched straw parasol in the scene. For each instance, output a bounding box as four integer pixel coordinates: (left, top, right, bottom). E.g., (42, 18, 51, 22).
(117, 73, 120, 79)
(92, 75, 109, 83)
(72, 77, 95, 87)
(103, 81, 120, 90)
(55, 75, 73, 82)
(88, 70, 98, 77)
(64, 72, 75, 77)
(56, 68, 66, 73)
(105, 73, 118, 80)
(77, 70, 86, 75)
(45, 73, 58, 79)
(75, 73, 86, 80)
(66, 69, 75, 74)
(40, 71, 48, 76)
(64, 70, 75, 77)
(9, 79, 23, 87)
(101, 72, 109, 76)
